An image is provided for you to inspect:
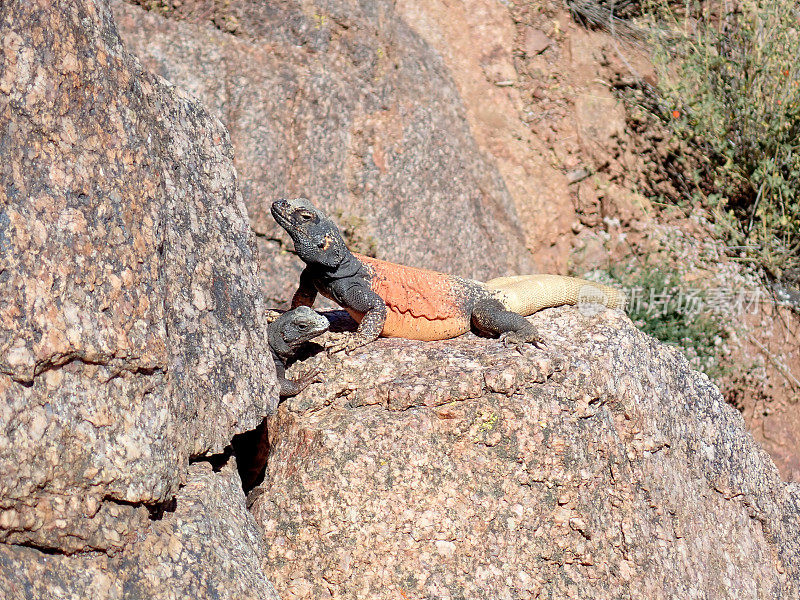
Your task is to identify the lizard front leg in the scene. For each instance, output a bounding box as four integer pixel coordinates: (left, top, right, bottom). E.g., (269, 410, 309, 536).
(278, 366, 324, 397)
(326, 283, 388, 354)
(291, 267, 318, 308)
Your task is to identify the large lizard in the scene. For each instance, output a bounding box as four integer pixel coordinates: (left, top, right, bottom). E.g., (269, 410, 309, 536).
(271, 198, 623, 353)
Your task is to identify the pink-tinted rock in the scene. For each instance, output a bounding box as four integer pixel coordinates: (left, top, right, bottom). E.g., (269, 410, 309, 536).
(0, 0, 275, 553)
(524, 27, 553, 55)
(0, 461, 280, 600)
(253, 308, 800, 599)
(112, 0, 535, 306)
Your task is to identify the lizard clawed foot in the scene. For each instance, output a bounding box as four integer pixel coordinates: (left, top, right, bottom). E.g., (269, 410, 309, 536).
(323, 332, 349, 355)
(325, 333, 370, 355)
(499, 330, 546, 352)
(279, 366, 325, 397)
(293, 366, 324, 389)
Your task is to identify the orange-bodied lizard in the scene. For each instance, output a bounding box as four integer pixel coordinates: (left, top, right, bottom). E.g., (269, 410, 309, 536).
(271, 198, 624, 353)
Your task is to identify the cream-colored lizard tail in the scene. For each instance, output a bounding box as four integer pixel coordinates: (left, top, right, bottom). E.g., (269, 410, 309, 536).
(483, 274, 624, 316)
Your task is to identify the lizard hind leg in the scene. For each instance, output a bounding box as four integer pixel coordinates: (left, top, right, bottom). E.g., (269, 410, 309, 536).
(471, 298, 545, 348)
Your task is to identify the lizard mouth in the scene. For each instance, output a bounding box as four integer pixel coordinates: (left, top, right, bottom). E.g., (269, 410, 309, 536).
(270, 199, 292, 226)
(270, 199, 304, 237)
(271, 199, 315, 247)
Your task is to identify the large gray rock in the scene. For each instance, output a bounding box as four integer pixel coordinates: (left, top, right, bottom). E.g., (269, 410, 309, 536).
(0, 0, 275, 553)
(0, 461, 280, 600)
(252, 308, 800, 599)
(112, 0, 535, 306)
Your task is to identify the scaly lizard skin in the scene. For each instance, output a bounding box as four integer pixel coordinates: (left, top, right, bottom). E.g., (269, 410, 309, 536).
(268, 306, 329, 396)
(271, 198, 623, 353)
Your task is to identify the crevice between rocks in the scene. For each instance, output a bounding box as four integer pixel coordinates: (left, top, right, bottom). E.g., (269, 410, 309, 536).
(186, 418, 270, 503)
(102, 493, 177, 522)
(230, 418, 270, 495)
(5, 353, 166, 386)
(189, 449, 233, 472)
(189, 421, 269, 494)
(6, 541, 77, 557)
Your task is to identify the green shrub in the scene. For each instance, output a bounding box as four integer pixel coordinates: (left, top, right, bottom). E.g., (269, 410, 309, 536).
(643, 0, 800, 280)
(602, 262, 731, 378)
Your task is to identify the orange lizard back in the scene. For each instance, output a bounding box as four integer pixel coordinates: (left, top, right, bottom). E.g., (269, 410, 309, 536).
(350, 253, 474, 340)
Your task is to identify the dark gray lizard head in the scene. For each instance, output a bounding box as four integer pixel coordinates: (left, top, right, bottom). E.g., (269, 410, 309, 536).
(269, 306, 330, 360)
(271, 198, 350, 269)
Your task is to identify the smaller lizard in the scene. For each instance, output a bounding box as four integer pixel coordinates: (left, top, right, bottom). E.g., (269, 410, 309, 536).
(268, 306, 329, 396)
(233, 307, 327, 495)
(272, 198, 623, 353)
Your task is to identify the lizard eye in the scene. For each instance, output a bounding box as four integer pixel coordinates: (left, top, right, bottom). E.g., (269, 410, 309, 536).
(297, 210, 314, 222)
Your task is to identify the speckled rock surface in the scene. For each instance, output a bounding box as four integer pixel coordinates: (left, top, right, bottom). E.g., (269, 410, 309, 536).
(0, 461, 280, 600)
(253, 308, 800, 599)
(112, 0, 535, 306)
(0, 0, 275, 553)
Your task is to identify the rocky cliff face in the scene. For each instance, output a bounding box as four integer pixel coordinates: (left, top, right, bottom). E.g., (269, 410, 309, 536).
(111, 0, 536, 306)
(0, 0, 275, 560)
(1, 461, 280, 600)
(253, 309, 800, 599)
(1, 0, 799, 599)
